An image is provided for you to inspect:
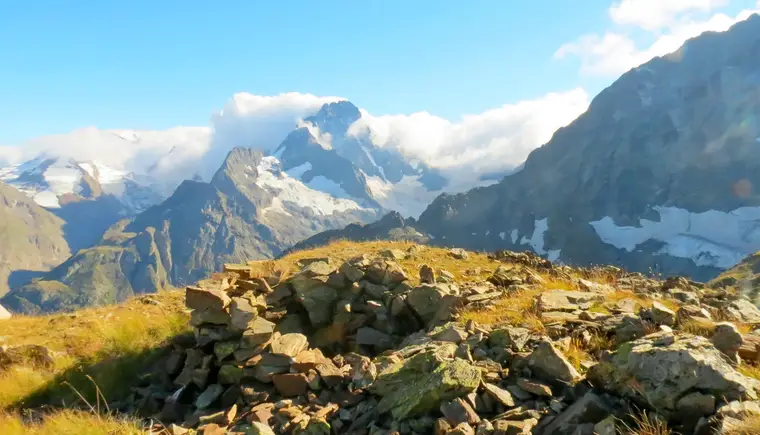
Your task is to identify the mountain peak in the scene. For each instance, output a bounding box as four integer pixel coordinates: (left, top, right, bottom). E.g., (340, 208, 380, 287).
(304, 100, 361, 134)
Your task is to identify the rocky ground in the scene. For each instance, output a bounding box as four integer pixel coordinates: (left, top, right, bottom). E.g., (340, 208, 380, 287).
(4, 242, 760, 434)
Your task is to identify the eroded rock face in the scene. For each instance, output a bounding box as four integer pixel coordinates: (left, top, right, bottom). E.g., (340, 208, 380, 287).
(588, 332, 760, 416)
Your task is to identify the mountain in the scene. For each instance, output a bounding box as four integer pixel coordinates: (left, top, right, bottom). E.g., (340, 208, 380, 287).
(272, 101, 448, 217)
(410, 15, 760, 281)
(0, 182, 71, 296)
(0, 156, 165, 251)
(710, 251, 760, 298)
(295, 16, 760, 282)
(1, 148, 379, 313)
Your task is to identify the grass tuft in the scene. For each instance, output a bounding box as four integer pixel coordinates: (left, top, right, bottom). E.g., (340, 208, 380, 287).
(0, 410, 142, 435)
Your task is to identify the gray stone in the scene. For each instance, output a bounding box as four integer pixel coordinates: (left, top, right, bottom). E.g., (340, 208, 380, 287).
(588, 332, 760, 417)
(592, 416, 616, 435)
(541, 392, 610, 435)
(248, 422, 276, 435)
(365, 259, 408, 286)
(340, 262, 365, 283)
(356, 327, 394, 350)
(676, 305, 712, 325)
(536, 290, 603, 312)
(432, 324, 469, 343)
(449, 248, 470, 260)
(360, 280, 389, 299)
(489, 327, 530, 352)
(195, 384, 224, 409)
(407, 284, 450, 325)
(239, 317, 275, 348)
(712, 322, 743, 365)
(189, 308, 230, 327)
(229, 297, 258, 331)
(440, 397, 481, 426)
(420, 264, 436, 284)
(296, 285, 338, 328)
(649, 301, 676, 326)
(724, 299, 760, 323)
(676, 391, 716, 417)
(527, 340, 582, 384)
(481, 383, 515, 407)
(185, 287, 231, 312)
(516, 378, 552, 397)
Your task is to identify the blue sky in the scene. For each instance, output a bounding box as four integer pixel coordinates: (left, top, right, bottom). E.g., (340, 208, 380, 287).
(1, 0, 759, 163)
(0, 0, 618, 143)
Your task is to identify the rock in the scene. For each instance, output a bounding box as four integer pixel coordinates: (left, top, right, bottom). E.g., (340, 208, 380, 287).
(614, 315, 648, 343)
(271, 373, 309, 397)
(440, 397, 481, 425)
(270, 333, 309, 358)
(475, 420, 494, 435)
(229, 297, 258, 331)
(190, 308, 230, 327)
(724, 299, 760, 323)
(195, 384, 224, 409)
(248, 422, 276, 435)
(217, 365, 244, 384)
(439, 269, 456, 283)
(536, 290, 603, 312)
(676, 391, 716, 418)
(365, 259, 408, 286)
(213, 341, 237, 362)
(449, 248, 470, 260)
(240, 317, 275, 348)
(420, 264, 436, 284)
(670, 289, 700, 305)
(356, 327, 394, 350)
(577, 279, 614, 294)
(431, 324, 469, 343)
(481, 383, 515, 407)
(449, 422, 476, 435)
(712, 322, 744, 364)
(407, 284, 451, 325)
(381, 249, 408, 260)
(492, 419, 538, 435)
(296, 285, 338, 328)
(614, 298, 639, 313)
(676, 305, 712, 324)
(592, 416, 616, 435)
(340, 262, 365, 283)
(516, 378, 552, 397)
(541, 392, 610, 435)
(527, 340, 582, 384)
(348, 354, 377, 390)
(588, 332, 760, 417)
(186, 287, 231, 312)
(489, 327, 530, 352)
(435, 418, 452, 435)
(370, 351, 481, 419)
(648, 301, 676, 326)
(1, 344, 56, 369)
(488, 265, 523, 287)
(360, 280, 388, 299)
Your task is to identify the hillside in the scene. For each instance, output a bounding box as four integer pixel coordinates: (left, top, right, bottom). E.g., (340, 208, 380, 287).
(5, 241, 760, 434)
(0, 182, 71, 297)
(402, 15, 760, 282)
(710, 251, 760, 298)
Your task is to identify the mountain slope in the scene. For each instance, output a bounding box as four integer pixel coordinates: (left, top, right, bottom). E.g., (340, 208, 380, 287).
(412, 15, 760, 281)
(0, 182, 71, 296)
(2, 148, 378, 313)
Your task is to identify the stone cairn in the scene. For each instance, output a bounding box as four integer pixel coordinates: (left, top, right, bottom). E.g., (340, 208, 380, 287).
(134, 246, 760, 435)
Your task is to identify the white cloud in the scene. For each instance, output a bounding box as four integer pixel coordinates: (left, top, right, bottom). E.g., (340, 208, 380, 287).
(609, 0, 729, 30)
(348, 88, 590, 186)
(0, 89, 590, 195)
(556, 1, 760, 76)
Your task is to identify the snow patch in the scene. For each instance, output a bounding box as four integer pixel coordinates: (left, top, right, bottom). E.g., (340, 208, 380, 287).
(510, 229, 519, 244)
(254, 156, 365, 216)
(33, 190, 60, 208)
(499, 232, 506, 240)
(590, 206, 760, 269)
(519, 218, 559, 261)
(285, 162, 312, 179)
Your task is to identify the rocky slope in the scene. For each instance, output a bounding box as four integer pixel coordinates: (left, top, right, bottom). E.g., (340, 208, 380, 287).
(404, 15, 760, 282)
(7, 242, 760, 434)
(0, 149, 378, 314)
(0, 182, 71, 297)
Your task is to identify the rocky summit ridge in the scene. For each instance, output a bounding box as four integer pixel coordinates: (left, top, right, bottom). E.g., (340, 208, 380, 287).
(8, 242, 760, 433)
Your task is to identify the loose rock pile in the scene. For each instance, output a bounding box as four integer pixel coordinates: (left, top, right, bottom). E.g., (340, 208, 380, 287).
(124, 246, 760, 434)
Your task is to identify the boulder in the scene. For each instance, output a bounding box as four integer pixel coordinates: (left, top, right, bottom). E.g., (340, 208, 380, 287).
(588, 332, 760, 417)
(541, 392, 611, 435)
(269, 333, 309, 358)
(712, 322, 743, 365)
(536, 290, 603, 312)
(648, 301, 676, 326)
(370, 350, 481, 419)
(527, 340, 582, 384)
(449, 248, 470, 260)
(296, 285, 339, 328)
(185, 287, 231, 312)
(489, 327, 530, 352)
(407, 284, 452, 325)
(724, 299, 760, 323)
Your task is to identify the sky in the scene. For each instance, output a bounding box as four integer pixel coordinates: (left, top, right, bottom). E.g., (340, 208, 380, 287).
(1, 0, 759, 184)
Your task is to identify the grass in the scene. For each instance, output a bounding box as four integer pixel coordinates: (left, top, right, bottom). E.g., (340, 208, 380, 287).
(458, 287, 545, 332)
(0, 410, 142, 435)
(247, 240, 498, 286)
(564, 338, 594, 371)
(0, 289, 189, 410)
(722, 413, 760, 435)
(620, 412, 673, 435)
(738, 362, 760, 381)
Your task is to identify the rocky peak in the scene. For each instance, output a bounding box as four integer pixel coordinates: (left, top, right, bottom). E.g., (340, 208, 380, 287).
(304, 100, 362, 136)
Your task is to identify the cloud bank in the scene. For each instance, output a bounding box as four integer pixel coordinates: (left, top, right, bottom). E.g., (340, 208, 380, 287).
(555, 0, 760, 76)
(1, 89, 591, 190)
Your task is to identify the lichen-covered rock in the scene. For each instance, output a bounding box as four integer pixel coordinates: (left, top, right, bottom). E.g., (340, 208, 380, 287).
(712, 322, 743, 365)
(588, 332, 760, 417)
(295, 285, 338, 328)
(370, 349, 481, 420)
(407, 284, 451, 325)
(489, 327, 530, 352)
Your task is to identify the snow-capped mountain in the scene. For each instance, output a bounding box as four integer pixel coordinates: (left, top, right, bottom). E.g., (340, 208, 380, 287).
(271, 100, 450, 218)
(0, 156, 165, 213)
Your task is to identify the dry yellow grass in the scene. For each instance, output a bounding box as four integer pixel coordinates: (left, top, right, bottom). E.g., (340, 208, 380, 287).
(621, 412, 673, 435)
(0, 410, 142, 435)
(458, 287, 545, 332)
(0, 289, 189, 409)
(564, 338, 594, 371)
(738, 363, 760, 381)
(248, 240, 498, 286)
(722, 413, 760, 435)
(679, 317, 717, 337)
